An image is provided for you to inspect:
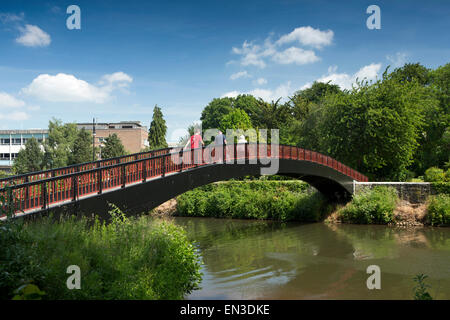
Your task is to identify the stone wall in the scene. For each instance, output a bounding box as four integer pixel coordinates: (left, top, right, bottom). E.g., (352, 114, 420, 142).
(353, 182, 436, 203)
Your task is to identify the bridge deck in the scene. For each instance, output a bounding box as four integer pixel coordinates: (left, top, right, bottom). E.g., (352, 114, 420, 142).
(0, 144, 368, 219)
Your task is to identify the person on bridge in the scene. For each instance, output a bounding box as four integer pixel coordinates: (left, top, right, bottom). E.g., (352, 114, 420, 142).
(214, 130, 227, 146)
(214, 130, 227, 163)
(184, 129, 204, 164)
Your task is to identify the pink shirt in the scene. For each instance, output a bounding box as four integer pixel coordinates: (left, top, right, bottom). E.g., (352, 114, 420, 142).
(190, 134, 203, 149)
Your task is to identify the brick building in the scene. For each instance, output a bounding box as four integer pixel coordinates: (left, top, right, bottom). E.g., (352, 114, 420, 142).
(76, 121, 149, 156)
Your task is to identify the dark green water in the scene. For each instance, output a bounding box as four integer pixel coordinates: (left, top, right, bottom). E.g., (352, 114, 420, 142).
(171, 217, 450, 300)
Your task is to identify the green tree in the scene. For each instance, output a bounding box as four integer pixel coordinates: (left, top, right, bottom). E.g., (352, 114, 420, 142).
(13, 137, 44, 174)
(319, 72, 435, 181)
(234, 94, 260, 123)
(43, 119, 78, 169)
(200, 97, 234, 131)
(69, 128, 94, 165)
(411, 63, 450, 174)
(148, 105, 168, 150)
(219, 108, 254, 143)
(101, 133, 126, 159)
(389, 63, 431, 86)
(219, 108, 253, 132)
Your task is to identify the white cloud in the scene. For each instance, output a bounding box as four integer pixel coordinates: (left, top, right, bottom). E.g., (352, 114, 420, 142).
(16, 24, 51, 47)
(221, 91, 241, 98)
(272, 47, 319, 65)
(0, 12, 24, 23)
(253, 78, 267, 85)
(0, 111, 29, 121)
(100, 71, 133, 85)
(315, 63, 382, 90)
(222, 82, 292, 102)
(230, 26, 329, 68)
(0, 92, 26, 108)
(386, 52, 408, 68)
(230, 71, 251, 80)
(22, 73, 104, 103)
(22, 72, 133, 103)
(276, 26, 334, 49)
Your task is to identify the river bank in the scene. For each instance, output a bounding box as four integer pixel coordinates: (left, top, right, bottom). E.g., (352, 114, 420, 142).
(151, 181, 449, 227)
(0, 205, 202, 300)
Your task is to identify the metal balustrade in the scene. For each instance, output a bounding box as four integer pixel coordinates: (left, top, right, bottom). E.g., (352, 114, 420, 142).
(0, 143, 368, 218)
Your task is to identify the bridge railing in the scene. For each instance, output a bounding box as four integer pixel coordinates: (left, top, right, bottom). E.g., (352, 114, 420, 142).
(0, 146, 172, 189)
(0, 144, 368, 218)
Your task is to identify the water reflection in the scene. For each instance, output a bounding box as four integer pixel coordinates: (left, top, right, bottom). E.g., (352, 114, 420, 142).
(170, 217, 450, 300)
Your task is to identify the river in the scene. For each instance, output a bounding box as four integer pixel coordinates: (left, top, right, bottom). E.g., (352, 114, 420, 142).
(170, 217, 450, 300)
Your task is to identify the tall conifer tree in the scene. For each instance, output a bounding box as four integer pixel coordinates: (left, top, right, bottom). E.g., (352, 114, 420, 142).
(148, 105, 168, 150)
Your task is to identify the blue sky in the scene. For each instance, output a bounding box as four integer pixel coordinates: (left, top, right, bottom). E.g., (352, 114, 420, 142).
(0, 0, 449, 141)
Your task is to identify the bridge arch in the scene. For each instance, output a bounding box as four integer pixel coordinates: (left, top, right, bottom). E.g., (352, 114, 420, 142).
(0, 145, 367, 220)
(62, 159, 356, 219)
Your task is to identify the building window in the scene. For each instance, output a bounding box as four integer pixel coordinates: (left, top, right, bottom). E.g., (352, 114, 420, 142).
(0, 138, 10, 145)
(109, 125, 115, 129)
(12, 138, 22, 145)
(0, 153, 9, 160)
(122, 125, 133, 129)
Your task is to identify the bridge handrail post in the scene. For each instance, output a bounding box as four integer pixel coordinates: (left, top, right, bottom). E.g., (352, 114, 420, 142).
(162, 155, 166, 177)
(72, 167, 79, 202)
(97, 168, 103, 194)
(24, 176, 29, 209)
(143, 159, 148, 181)
(179, 150, 183, 172)
(42, 182, 47, 210)
(121, 164, 126, 188)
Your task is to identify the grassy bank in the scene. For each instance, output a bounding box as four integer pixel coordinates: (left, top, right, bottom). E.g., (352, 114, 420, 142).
(333, 186, 450, 226)
(0, 206, 202, 300)
(176, 181, 334, 222)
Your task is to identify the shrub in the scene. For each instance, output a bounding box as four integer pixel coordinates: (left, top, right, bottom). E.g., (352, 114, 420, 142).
(431, 182, 450, 194)
(426, 194, 450, 226)
(176, 181, 330, 222)
(338, 186, 398, 224)
(0, 206, 202, 300)
(424, 167, 446, 182)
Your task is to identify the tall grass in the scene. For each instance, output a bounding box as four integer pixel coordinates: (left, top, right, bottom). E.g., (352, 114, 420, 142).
(0, 205, 202, 300)
(176, 181, 333, 222)
(337, 186, 398, 224)
(426, 194, 450, 226)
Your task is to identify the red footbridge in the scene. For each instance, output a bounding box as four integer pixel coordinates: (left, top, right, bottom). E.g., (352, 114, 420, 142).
(0, 144, 368, 219)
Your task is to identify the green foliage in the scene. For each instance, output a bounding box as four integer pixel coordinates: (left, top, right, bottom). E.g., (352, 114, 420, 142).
(148, 105, 168, 150)
(201, 97, 234, 130)
(69, 128, 94, 165)
(426, 194, 450, 226)
(412, 63, 450, 175)
(176, 181, 332, 222)
(0, 206, 202, 300)
(13, 137, 44, 174)
(219, 108, 252, 132)
(431, 182, 450, 194)
(44, 119, 79, 168)
(413, 274, 433, 300)
(389, 63, 431, 86)
(101, 133, 126, 159)
(424, 167, 446, 182)
(0, 171, 13, 179)
(12, 284, 46, 300)
(338, 186, 398, 224)
(319, 73, 434, 181)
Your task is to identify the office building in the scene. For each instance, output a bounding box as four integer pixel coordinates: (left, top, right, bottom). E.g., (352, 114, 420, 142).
(0, 130, 48, 171)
